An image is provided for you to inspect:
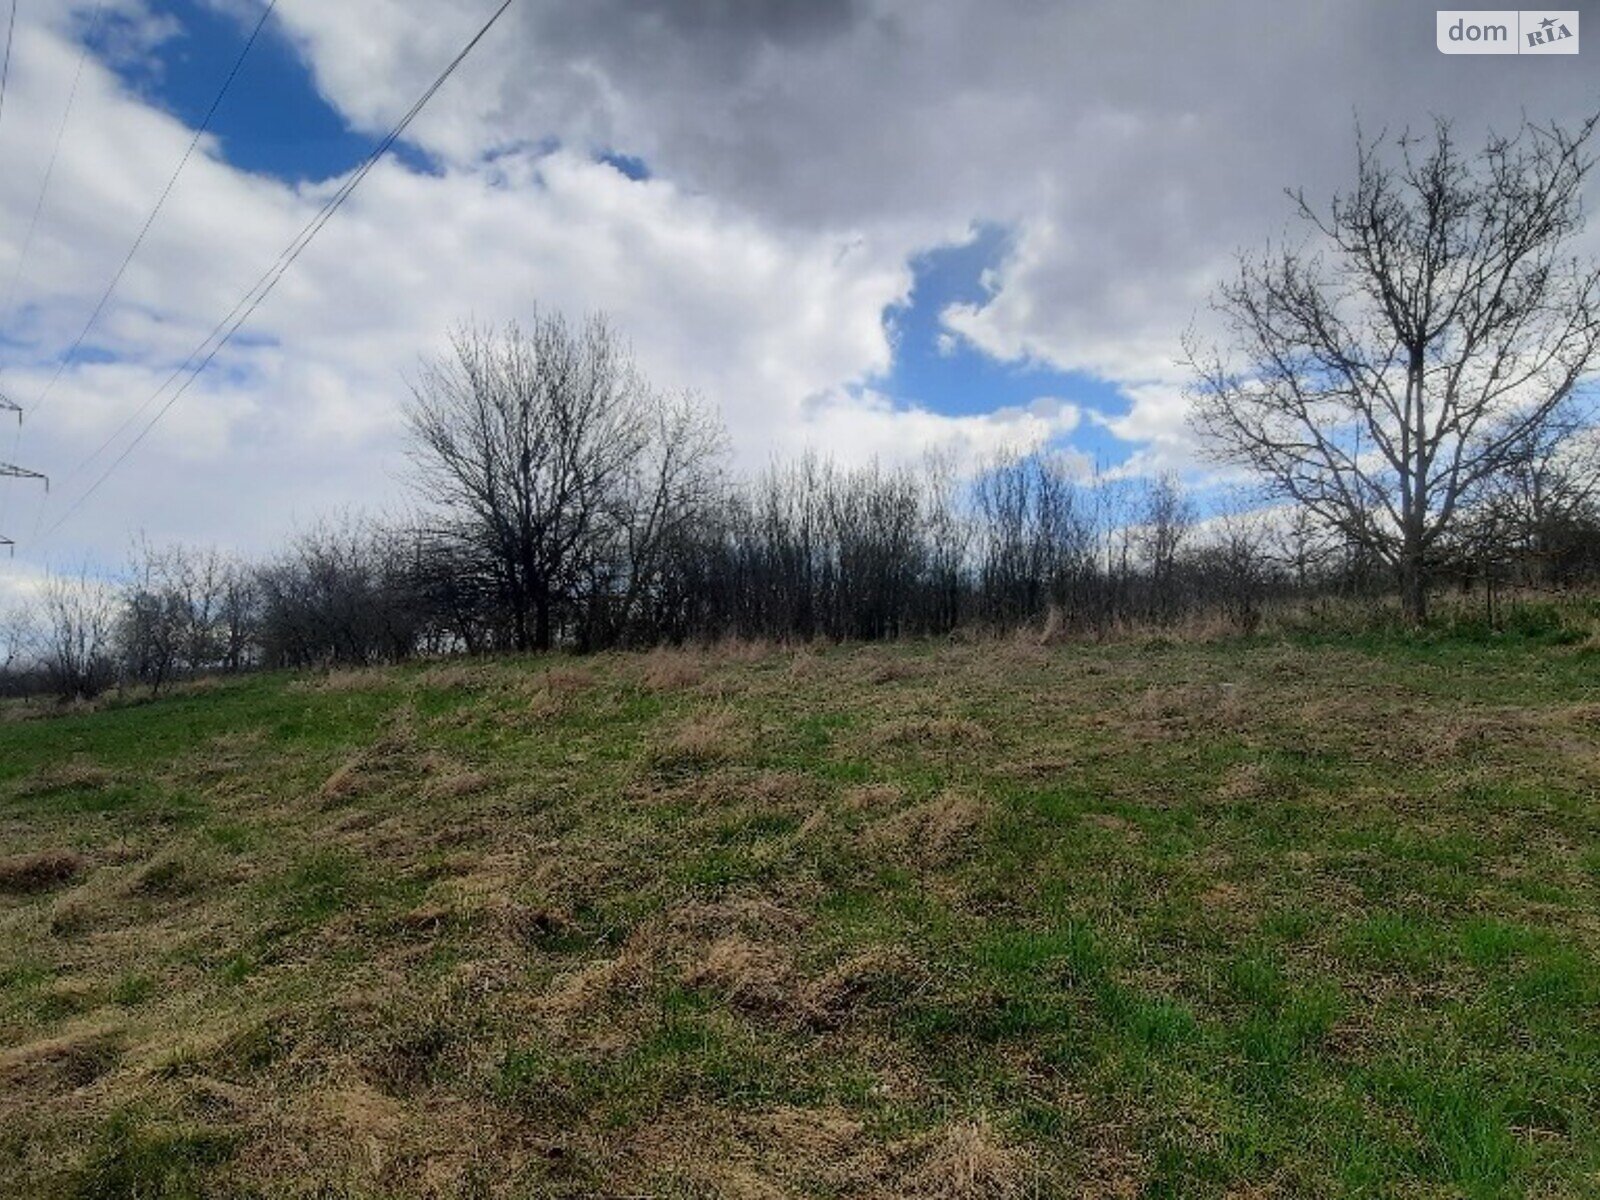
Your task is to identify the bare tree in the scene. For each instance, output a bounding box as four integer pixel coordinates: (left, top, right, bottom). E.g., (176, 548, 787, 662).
(41, 572, 117, 701)
(0, 601, 34, 675)
(253, 517, 424, 668)
(1194, 492, 1274, 631)
(1137, 473, 1195, 620)
(1188, 116, 1600, 621)
(404, 315, 694, 652)
(919, 450, 971, 634)
(119, 538, 187, 695)
(608, 391, 725, 647)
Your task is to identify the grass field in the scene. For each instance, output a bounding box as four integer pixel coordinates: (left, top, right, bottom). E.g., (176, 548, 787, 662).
(3, 607, 1600, 1198)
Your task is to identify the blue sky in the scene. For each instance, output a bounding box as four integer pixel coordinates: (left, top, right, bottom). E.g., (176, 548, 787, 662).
(878, 226, 1135, 466)
(91, 0, 378, 181)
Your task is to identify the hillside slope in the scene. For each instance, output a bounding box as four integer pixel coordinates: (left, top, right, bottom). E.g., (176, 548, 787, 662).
(3, 627, 1599, 1197)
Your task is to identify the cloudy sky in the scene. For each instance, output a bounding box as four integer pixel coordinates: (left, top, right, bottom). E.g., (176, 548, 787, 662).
(0, 0, 1595, 593)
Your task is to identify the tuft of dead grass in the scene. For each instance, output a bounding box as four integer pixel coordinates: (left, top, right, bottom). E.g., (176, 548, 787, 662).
(707, 636, 781, 665)
(0, 850, 85, 895)
(864, 790, 988, 867)
(1131, 681, 1246, 731)
(415, 662, 501, 693)
(640, 648, 707, 693)
(624, 1102, 898, 1199)
(745, 1104, 883, 1187)
(15, 759, 115, 797)
(319, 756, 367, 802)
(314, 1082, 406, 1164)
(681, 934, 794, 1012)
(870, 716, 992, 752)
(802, 946, 914, 1030)
(787, 646, 822, 680)
(523, 689, 567, 722)
(842, 782, 905, 812)
(650, 709, 744, 773)
(862, 655, 922, 685)
(287, 666, 391, 694)
(1214, 760, 1273, 804)
(0, 1028, 123, 1094)
(131, 847, 214, 897)
(420, 768, 494, 801)
(903, 1117, 1027, 1200)
(539, 665, 594, 694)
(317, 715, 440, 803)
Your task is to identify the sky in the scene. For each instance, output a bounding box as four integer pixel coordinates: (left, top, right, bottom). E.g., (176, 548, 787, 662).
(0, 0, 1596, 598)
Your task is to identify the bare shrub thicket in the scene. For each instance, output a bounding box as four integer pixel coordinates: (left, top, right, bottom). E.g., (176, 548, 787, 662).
(7, 429, 1599, 701)
(39, 572, 117, 701)
(4, 306, 1599, 700)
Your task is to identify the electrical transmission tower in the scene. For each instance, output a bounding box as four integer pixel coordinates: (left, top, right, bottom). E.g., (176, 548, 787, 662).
(0, 391, 47, 555)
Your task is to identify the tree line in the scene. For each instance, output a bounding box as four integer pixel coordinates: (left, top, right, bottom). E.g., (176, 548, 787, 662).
(3, 113, 1599, 700)
(3, 410, 1596, 701)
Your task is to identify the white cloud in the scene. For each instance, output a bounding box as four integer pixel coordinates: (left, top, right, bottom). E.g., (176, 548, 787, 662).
(0, 6, 956, 566)
(0, 0, 1594, 577)
(786, 390, 1080, 471)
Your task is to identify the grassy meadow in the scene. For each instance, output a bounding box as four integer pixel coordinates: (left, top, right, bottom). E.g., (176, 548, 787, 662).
(2, 605, 1600, 1197)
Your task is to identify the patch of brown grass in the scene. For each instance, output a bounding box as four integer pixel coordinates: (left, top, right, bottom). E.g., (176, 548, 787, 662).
(414, 662, 500, 693)
(287, 666, 391, 694)
(319, 756, 367, 802)
(650, 709, 744, 773)
(707, 636, 781, 665)
(318, 716, 428, 802)
(681, 935, 794, 1012)
(420, 768, 494, 801)
(0, 1028, 123, 1095)
(788, 646, 822, 679)
(131, 847, 215, 897)
(0, 850, 85, 895)
(14, 759, 115, 797)
(623, 1102, 898, 1198)
(668, 893, 812, 944)
(870, 715, 992, 752)
(802, 946, 914, 1030)
(1215, 760, 1273, 804)
(522, 689, 567, 722)
(313, 1082, 406, 1169)
(746, 1104, 883, 1185)
(1131, 681, 1246, 731)
(862, 654, 922, 685)
(540, 664, 594, 694)
(538, 938, 658, 1025)
(865, 790, 988, 867)
(842, 782, 905, 812)
(640, 648, 707, 693)
(903, 1117, 1027, 1200)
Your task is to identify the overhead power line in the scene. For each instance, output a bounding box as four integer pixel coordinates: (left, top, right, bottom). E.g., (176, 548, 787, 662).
(28, 0, 279, 421)
(0, 2, 100, 552)
(43, 0, 517, 539)
(0, 2, 105, 326)
(0, 0, 18, 135)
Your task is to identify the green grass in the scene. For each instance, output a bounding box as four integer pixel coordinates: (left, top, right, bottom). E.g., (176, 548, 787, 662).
(1, 624, 1599, 1197)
